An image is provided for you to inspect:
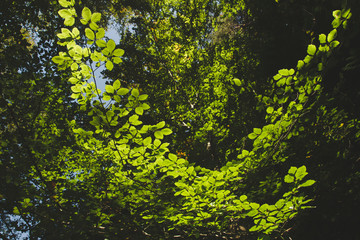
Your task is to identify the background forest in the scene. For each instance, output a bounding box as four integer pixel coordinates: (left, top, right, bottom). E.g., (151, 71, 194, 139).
(1, 0, 360, 239)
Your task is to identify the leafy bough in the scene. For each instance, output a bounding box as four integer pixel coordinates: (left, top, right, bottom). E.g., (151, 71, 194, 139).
(48, 0, 351, 238)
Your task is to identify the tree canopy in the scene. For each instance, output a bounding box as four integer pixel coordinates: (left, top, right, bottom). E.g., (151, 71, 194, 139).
(1, 0, 359, 239)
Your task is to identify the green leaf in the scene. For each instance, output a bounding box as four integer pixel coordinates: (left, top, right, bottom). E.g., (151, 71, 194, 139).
(68, 77, 78, 84)
(59, 0, 72, 7)
(156, 121, 165, 128)
(58, 9, 72, 19)
(142, 103, 150, 110)
(295, 166, 308, 180)
(233, 78, 241, 86)
(284, 175, 294, 183)
(275, 199, 285, 209)
(85, 28, 95, 40)
(253, 128, 261, 134)
(89, 22, 99, 31)
(139, 94, 148, 101)
(248, 133, 257, 139)
(71, 85, 81, 93)
(273, 74, 282, 80)
(278, 69, 289, 76)
(217, 192, 225, 199)
(106, 61, 114, 71)
(103, 94, 111, 101)
(91, 12, 101, 23)
(288, 166, 297, 175)
(327, 29, 337, 42)
(96, 28, 105, 39)
(13, 207, 20, 215)
(80, 19, 88, 25)
(319, 34, 327, 44)
(102, 48, 110, 56)
(297, 60, 305, 69)
(240, 195, 247, 201)
(113, 57, 122, 64)
(304, 56, 313, 65)
(105, 85, 114, 94)
(64, 17, 75, 26)
(266, 107, 274, 114)
(71, 93, 80, 99)
(52, 56, 64, 64)
(332, 18, 341, 28)
(342, 9, 351, 19)
(57, 28, 71, 39)
(82, 7, 91, 21)
(71, 62, 78, 71)
(135, 107, 144, 115)
(96, 39, 107, 48)
(117, 88, 129, 95)
(187, 166, 194, 175)
(276, 78, 285, 87)
(330, 40, 340, 48)
(72, 27, 80, 38)
(168, 153, 177, 161)
(161, 128, 173, 135)
(113, 80, 121, 90)
(250, 203, 260, 209)
(154, 131, 164, 139)
(299, 179, 315, 187)
(113, 49, 125, 57)
(107, 39, 116, 52)
(143, 136, 152, 146)
(307, 44, 316, 56)
(114, 95, 121, 103)
(247, 210, 258, 217)
(333, 10, 341, 18)
(286, 77, 292, 85)
(132, 89, 140, 97)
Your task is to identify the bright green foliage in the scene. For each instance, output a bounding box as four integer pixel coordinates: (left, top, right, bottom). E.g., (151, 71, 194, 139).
(48, 1, 351, 238)
(2, 0, 360, 239)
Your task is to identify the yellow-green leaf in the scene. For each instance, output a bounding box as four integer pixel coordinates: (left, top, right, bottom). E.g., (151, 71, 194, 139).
(58, 9, 72, 19)
(105, 85, 114, 94)
(85, 28, 95, 40)
(135, 107, 144, 115)
(113, 80, 121, 90)
(117, 88, 129, 95)
(96, 39, 106, 48)
(91, 12, 101, 23)
(307, 44, 316, 56)
(82, 7, 91, 21)
(106, 61, 114, 71)
(113, 57, 122, 64)
(96, 28, 105, 39)
(131, 88, 139, 97)
(113, 49, 124, 57)
(107, 39, 116, 52)
(64, 17, 75, 26)
(89, 22, 99, 31)
(233, 78, 241, 86)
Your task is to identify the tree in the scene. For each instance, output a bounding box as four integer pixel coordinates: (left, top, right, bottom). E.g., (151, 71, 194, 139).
(1, 0, 359, 239)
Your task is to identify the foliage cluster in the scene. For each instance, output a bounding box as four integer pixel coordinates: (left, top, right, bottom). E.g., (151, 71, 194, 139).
(1, 0, 359, 239)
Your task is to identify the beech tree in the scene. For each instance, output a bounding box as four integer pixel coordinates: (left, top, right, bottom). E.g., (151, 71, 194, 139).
(1, 0, 359, 239)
